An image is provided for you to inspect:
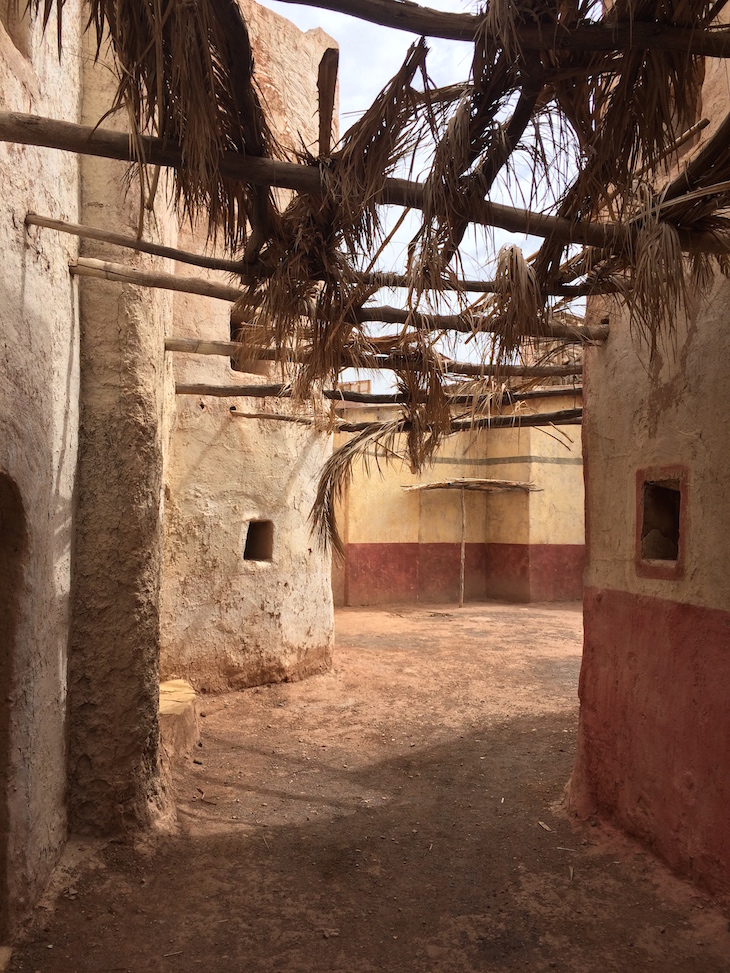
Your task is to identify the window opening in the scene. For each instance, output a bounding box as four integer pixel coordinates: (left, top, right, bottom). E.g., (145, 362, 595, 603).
(641, 479, 680, 561)
(244, 520, 274, 562)
(230, 314, 270, 376)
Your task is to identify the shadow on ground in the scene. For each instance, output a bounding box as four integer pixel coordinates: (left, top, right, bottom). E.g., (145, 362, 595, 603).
(8, 604, 730, 972)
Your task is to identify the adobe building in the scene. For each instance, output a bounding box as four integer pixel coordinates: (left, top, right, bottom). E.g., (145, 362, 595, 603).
(0, 0, 335, 937)
(158, 0, 336, 692)
(568, 49, 730, 897)
(332, 389, 585, 606)
(1, 0, 730, 947)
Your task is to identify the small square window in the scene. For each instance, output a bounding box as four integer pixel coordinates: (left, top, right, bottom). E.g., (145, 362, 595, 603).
(244, 520, 273, 561)
(641, 480, 680, 561)
(635, 467, 687, 580)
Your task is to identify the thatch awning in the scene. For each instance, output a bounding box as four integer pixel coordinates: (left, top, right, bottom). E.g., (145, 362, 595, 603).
(6, 0, 730, 548)
(401, 478, 539, 493)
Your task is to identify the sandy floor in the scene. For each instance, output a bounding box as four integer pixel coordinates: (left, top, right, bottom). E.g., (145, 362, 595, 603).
(8, 602, 730, 972)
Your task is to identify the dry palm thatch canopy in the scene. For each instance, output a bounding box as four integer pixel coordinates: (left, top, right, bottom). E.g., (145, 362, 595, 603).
(15, 0, 730, 545)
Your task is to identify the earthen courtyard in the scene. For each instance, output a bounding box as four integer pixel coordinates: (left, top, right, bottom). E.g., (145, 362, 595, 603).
(6, 604, 729, 973)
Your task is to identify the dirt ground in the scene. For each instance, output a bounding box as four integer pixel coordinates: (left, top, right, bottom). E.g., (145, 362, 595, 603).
(8, 603, 730, 972)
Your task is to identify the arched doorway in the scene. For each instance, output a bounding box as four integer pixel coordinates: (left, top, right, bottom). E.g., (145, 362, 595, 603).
(0, 475, 26, 941)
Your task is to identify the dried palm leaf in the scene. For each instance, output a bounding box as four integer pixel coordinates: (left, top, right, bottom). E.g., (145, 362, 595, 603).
(32, 0, 280, 251)
(310, 417, 405, 557)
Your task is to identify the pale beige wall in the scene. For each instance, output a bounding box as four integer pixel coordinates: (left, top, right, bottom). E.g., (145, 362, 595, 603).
(584, 280, 730, 612)
(334, 397, 584, 550)
(584, 52, 730, 612)
(66, 32, 177, 836)
(333, 407, 489, 546)
(527, 394, 584, 547)
(0, 0, 82, 933)
(240, 0, 337, 157)
(160, 1, 337, 690)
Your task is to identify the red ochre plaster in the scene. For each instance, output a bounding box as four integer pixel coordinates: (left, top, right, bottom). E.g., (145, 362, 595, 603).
(344, 543, 486, 605)
(485, 543, 585, 602)
(571, 586, 730, 896)
(342, 542, 584, 605)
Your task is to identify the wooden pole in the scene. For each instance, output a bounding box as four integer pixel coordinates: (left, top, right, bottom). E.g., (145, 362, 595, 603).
(30, 212, 609, 297)
(26, 213, 252, 275)
(459, 486, 466, 609)
(174, 388, 582, 428)
(317, 48, 339, 157)
(165, 339, 583, 379)
(69, 258, 606, 342)
(171, 377, 581, 404)
(229, 410, 315, 425)
(69, 257, 243, 302)
(5, 111, 730, 255)
(356, 305, 608, 342)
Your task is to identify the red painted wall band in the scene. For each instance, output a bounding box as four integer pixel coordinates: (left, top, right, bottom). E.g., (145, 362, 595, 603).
(572, 586, 730, 896)
(337, 542, 585, 605)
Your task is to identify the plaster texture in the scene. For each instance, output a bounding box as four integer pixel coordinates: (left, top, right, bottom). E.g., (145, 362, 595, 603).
(0, 0, 82, 936)
(159, 1, 337, 690)
(66, 33, 177, 837)
(332, 395, 584, 605)
(574, 275, 730, 891)
(161, 401, 334, 690)
(572, 50, 730, 893)
(580, 283, 730, 611)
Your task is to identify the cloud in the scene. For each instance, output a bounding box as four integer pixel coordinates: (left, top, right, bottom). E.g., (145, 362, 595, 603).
(257, 0, 474, 119)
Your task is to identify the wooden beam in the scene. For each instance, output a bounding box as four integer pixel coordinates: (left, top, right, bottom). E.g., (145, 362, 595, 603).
(30, 212, 608, 296)
(229, 410, 315, 425)
(268, 0, 730, 55)
(26, 213, 251, 275)
(69, 258, 605, 341)
(6, 112, 730, 254)
(317, 48, 339, 157)
(361, 272, 604, 296)
(338, 408, 583, 432)
(165, 337, 582, 378)
(172, 378, 579, 405)
(175, 369, 582, 399)
(356, 305, 608, 341)
(69, 257, 243, 302)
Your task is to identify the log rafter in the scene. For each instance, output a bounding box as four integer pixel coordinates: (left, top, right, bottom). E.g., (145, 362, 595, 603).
(267, 0, 730, 54)
(4, 113, 730, 256)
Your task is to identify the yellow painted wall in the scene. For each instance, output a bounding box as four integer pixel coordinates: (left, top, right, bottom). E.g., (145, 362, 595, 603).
(333, 395, 584, 550)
